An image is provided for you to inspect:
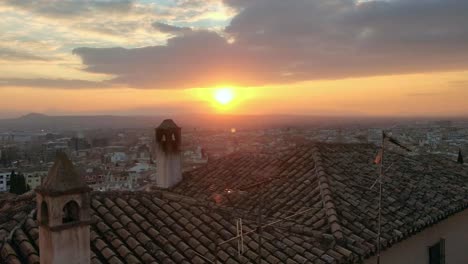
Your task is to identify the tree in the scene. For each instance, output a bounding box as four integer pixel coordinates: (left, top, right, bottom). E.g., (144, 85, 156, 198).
(8, 170, 16, 192)
(458, 148, 464, 164)
(9, 171, 29, 195)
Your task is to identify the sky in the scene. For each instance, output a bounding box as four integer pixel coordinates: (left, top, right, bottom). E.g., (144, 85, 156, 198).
(1, 0, 468, 118)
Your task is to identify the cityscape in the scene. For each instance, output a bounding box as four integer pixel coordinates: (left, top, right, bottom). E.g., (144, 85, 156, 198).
(1, 116, 467, 195)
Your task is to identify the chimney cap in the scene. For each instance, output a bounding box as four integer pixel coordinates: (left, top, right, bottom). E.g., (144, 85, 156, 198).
(37, 152, 90, 195)
(158, 119, 180, 130)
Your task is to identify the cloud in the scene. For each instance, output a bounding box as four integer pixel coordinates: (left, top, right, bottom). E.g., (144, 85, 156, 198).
(68, 0, 468, 89)
(152, 22, 192, 35)
(72, 30, 273, 89)
(0, 0, 232, 49)
(0, 0, 134, 18)
(3, 0, 467, 90)
(0, 48, 50, 61)
(0, 78, 108, 89)
(222, 0, 254, 9)
(0, 0, 150, 41)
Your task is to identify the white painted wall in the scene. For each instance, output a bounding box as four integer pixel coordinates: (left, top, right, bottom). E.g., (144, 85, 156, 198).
(365, 209, 468, 264)
(0, 172, 10, 192)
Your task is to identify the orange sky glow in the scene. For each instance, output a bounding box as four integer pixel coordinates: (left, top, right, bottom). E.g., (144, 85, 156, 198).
(1, 70, 467, 118)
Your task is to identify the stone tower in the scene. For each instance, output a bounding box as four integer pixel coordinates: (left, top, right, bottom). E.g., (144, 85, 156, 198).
(36, 152, 92, 264)
(155, 119, 182, 188)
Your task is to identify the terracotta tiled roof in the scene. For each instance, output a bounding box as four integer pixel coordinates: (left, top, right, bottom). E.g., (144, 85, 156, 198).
(1, 143, 468, 263)
(0, 190, 355, 263)
(172, 142, 468, 259)
(316, 143, 468, 257)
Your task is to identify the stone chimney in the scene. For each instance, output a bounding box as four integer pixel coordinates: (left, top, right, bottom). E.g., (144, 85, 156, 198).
(154, 119, 182, 188)
(36, 152, 92, 264)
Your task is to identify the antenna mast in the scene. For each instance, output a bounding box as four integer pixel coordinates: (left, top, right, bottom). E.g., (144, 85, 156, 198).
(377, 131, 385, 264)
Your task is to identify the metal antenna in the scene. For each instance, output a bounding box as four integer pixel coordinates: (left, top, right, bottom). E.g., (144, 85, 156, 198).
(236, 218, 245, 256)
(218, 207, 317, 246)
(377, 131, 385, 264)
(240, 218, 244, 255)
(257, 182, 264, 264)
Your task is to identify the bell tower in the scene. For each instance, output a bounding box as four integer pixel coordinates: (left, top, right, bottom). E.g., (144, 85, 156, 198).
(154, 119, 182, 188)
(36, 152, 92, 264)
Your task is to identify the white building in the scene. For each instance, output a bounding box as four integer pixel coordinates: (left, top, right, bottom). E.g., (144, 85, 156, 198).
(0, 170, 47, 192)
(23, 171, 47, 190)
(0, 172, 11, 192)
(109, 152, 127, 164)
(128, 163, 151, 176)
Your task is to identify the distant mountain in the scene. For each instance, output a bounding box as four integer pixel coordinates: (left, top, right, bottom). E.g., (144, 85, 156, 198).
(0, 113, 166, 131)
(18, 113, 49, 120)
(0, 112, 464, 132)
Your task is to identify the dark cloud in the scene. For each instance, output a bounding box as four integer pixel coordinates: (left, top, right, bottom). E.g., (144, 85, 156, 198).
(1, 0, 133, 18)
(73, 31, 270, 89)
(152, 22, 192, 35)
(0, 78, 109, 89)
(222, 0, 255, 9)
(0, 48, 49, 61)
(68, 0, 468, 89)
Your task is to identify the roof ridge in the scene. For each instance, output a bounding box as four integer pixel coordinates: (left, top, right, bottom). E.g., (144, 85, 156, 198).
(312, 144, 344, 241)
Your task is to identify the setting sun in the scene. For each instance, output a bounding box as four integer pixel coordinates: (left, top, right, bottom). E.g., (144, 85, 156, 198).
(214, 88, 235, 105)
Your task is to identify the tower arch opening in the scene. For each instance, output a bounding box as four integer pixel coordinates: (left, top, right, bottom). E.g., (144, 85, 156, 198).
(62, 200, 80, 224)
(40, 201, 49, 225)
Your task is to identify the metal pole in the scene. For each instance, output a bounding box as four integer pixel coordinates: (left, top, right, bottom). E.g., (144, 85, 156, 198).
(217, 207, 316, 246)
(240, 218, 244, 254)
(377, 131, 385, 264)
(257, 183, 263, 264)
(236, 219, 240, 256)
(208, 207, 220, 264)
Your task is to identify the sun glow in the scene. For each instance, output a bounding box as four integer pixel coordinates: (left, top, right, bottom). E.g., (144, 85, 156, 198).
(214, 88, 235, 105)
(187, 86, 256, 113)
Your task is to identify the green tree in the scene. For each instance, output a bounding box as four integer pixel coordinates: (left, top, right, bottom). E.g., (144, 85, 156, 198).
(8, 170, 16, 192)
(9, 171, 29, 195)
(458, 148, 464, 164)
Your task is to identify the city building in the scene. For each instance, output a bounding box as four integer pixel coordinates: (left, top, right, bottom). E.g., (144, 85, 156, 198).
(0, 170, 46, 192)
(23, 171, 47, 190)
(108, 152, 127, 164)
(0, 171, 11, 192)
